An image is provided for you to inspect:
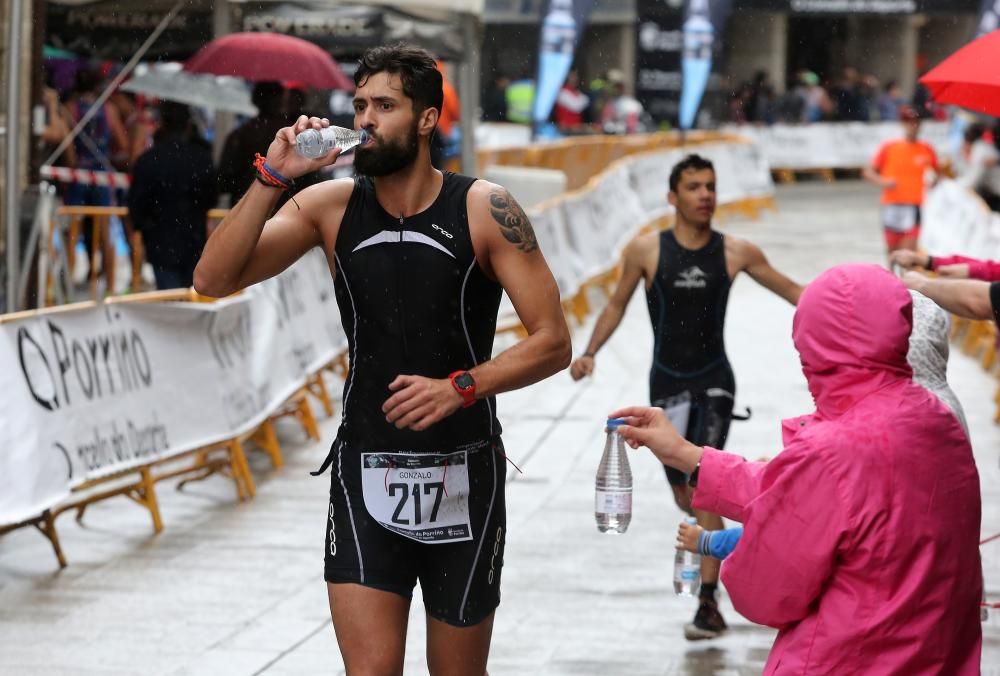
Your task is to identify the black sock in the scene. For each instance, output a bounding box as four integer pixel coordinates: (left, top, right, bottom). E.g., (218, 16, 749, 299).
(699, 582, 718, 601)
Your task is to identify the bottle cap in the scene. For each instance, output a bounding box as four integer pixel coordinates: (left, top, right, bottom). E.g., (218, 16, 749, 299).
(605, 417, 626, 430)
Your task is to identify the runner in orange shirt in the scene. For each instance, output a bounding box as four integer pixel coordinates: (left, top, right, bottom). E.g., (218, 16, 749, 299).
(863, 106, 939, 258)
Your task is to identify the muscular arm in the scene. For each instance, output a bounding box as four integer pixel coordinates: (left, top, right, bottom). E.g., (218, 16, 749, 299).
(193, 182, 325, 297)
(469, 184, 572, 396)
(739, 240, 803, 305)
(903, 272, 994, 321)
(193, 116, 348, 298)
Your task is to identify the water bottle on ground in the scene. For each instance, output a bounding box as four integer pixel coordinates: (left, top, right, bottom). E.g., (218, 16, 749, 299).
(595, 418, 632, 534)
(295, 126, 369, 159)
(674, 517, 701, 596)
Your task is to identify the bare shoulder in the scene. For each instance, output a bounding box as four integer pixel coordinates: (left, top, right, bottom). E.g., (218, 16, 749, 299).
(298, 175, 356, 207)
(724, 234, 763, 264)
(623, 231, 659, 268)
(467, 179, 538, 253)
(295, 176, 356, 239)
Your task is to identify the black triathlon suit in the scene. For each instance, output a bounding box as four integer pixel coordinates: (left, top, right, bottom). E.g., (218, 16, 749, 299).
(646, 229, 736, 486)
(313, 172, 506, 627)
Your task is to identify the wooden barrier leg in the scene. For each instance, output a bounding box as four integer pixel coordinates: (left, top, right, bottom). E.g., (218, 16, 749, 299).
(36, 510, 67, 569)
(296, 396, 321, 442)
(251, 420, 284, 469)
(67, 216, 80, 281)
(229, 439, 256, 500)
(307, 372, 334, 417)
(131, 467, 163, 534)
(89, 216, 102, 299)
(102, 216, 116, 296)
(176, 451, 215, 492)
(129, 227, 143, 293)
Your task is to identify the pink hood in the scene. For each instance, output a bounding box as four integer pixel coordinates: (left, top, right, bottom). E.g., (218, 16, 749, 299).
(793, 264, 912, 419)
(693, 264, 982, 675)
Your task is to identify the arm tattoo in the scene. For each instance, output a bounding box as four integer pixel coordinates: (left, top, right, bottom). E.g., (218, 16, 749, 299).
(489, 188, 538, 253)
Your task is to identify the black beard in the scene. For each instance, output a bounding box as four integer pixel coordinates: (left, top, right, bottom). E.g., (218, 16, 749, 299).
(354, 124, 419, 177)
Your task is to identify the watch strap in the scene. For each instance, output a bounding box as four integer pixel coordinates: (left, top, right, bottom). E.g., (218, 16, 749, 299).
(448, 370, 476, 408)
(688, 462, 701, 488)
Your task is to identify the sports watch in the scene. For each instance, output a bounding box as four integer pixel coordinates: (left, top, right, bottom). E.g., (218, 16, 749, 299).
(448, 370, 477, 408)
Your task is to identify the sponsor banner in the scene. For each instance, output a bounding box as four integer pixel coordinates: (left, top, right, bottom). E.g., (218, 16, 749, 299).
(636, 0, 685, 124)
(733, 0, 979, 12)
(720, 121, 950, 170)
(921, 179, 1000, 259)
(533, 0, 597, 128)
(46, 1, 213, 61)
(679, 0, 733, 130)
(0, 249, 344, 525)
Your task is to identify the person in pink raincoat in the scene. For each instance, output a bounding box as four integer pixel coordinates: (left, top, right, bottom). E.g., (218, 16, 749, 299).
(611, 264, 982, 674)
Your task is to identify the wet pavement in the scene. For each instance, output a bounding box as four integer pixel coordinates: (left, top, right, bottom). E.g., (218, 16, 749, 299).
(2, 181, 999, 675)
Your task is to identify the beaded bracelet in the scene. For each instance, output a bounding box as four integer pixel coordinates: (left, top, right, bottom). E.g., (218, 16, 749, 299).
(253, 153, 300, 209)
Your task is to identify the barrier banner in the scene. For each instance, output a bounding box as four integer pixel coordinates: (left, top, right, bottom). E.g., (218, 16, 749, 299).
(921, 179, 1000, 259)
(0, 249, 344, 525)
(721, 121, 950, 170)
(679, 0, 733, 130)
(533, 0, 596, 130)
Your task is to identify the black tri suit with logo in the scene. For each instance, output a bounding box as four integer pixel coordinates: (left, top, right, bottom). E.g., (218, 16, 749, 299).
(313, 172, 506, 627)
(645, 229, 735, 486)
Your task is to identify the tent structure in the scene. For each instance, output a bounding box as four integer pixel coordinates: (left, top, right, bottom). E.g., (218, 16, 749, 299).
(4, 0, 484, 311)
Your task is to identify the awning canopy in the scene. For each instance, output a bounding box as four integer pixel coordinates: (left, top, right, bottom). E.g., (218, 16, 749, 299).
(237, 3, 467, 59)
(46, 0, 478, 62)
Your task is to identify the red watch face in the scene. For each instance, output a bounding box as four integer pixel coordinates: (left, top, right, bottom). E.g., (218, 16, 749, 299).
(454, 373, 474, 390)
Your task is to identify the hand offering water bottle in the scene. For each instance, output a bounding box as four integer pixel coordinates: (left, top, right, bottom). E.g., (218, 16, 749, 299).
(595, 418, 632, 534)
(295, 126, 369, 159)
(674, 517, 701, 596)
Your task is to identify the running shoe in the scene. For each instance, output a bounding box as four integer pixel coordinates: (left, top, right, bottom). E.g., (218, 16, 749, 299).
(684, 599, 728, 640)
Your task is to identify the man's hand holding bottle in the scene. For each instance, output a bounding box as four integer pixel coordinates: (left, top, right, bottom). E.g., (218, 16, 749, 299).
(267, 115, 343, 179)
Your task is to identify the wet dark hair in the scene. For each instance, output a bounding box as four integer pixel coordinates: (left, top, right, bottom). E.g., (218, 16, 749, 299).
(73, 69, 103, 95)
(669, 154, 715, 192)
(159, 101, 191, 133)
(964, 122, 986, 145)
(252, 82, 284, 116)
(355, 43, 443, 114)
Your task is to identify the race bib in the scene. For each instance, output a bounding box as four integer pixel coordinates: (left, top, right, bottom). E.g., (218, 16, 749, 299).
(660, 392, 692, 436)
(882, 204, 918, 233)
(361, 451, 472, 544)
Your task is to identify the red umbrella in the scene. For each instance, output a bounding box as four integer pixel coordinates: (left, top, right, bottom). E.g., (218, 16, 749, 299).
(920, 30, 1000, 117)
(184, 32, 353, 90)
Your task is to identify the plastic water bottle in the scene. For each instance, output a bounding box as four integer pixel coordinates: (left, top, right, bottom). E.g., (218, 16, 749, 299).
(674, 517, 701, 596)
(595, 418, 632, 534)
(295, 126, 368, 159)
